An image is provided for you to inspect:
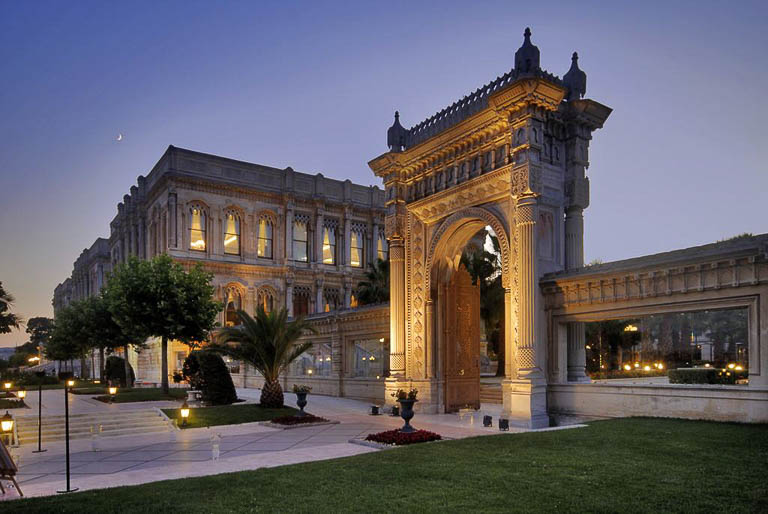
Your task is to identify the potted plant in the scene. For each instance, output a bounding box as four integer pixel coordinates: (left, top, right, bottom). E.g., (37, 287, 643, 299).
(292, 384, 312, 416)
(391, 388, 418, 433)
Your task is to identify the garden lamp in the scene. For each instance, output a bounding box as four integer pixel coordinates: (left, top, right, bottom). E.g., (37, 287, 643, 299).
(180, 400, 190, 427)
(1, 411, 13, 434)
(3, 382, 11, 390)
(67, 379, 75, 387)
(17, 390, 26, 400)
(108, 386, 117, 396)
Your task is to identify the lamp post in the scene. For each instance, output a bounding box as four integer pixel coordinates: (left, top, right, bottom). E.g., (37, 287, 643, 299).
(57, 372, 78, 494)
(108, 385, 117, 404)
(16, 389, 26, 406)
(1, 411, 13, 446)
(32, 370, 47, 453)
(180, 400, 190, 427)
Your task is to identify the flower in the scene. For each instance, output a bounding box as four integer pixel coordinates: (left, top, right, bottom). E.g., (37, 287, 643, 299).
(365, 429, 441, 446)
(292, 384, 312, 394)
(391, 388, 418, 400)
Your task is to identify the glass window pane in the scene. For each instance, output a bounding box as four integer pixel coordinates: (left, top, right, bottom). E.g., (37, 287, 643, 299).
(322, 226, 335, 264)
(350, 231, 362, 268)
(257, 219, 273, 259)
(190, 208, 206, 251)
(352, 338, 389, 378)
(293, 220, 308, 262)
(224, 213, 240, 255)
(292, 343, 332, 376)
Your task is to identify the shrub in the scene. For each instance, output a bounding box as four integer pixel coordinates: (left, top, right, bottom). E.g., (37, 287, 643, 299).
(0, 372, 59, 387)
(104, 356, 135, 387)
(292, 384, 312, 393)
(668, 367, 748, 385)
(365, 429, 442, 446)
(182, 351, 237, 405)
(271, 414, 328, 425)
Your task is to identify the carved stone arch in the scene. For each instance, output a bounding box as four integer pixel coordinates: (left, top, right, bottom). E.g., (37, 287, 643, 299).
(186, 199, 211, 211)
(223, 203, 246, 219)
(425, 206, 512, 294)
(256, 209, 278, 224)
(256, 284, 278, 314)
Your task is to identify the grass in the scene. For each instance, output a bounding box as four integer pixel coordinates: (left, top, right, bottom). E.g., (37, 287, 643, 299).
(5, 417, 768, 513)
(94, 388, 187, 403)
(161, 403, 298, 429)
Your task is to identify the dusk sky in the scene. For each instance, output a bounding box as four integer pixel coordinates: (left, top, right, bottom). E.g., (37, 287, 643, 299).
(1, 1, 766, 348)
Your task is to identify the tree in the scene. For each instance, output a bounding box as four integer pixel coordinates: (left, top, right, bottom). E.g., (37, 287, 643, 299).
(0, 282, 22, 334)
(104, 255, 220, 394)
(47, 301, 90, 369)
(357, 258, 389, 305)
(26, 317, 54, 351)
(81, 295, 142, 382)
(8, 341, 38, 368)
(212, 307, 315, 408)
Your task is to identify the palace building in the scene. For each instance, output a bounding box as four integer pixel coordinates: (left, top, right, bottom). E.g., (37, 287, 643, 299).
(54, 28, 768, 425)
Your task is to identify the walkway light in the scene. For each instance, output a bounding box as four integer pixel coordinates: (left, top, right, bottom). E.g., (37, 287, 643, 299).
(1, 411, 13, 434)
(623, 364, 631, 371)
(643, 365, 651, 371)
(727, 363, 736, 370)
(66, 379, 75, 387)
(180, 400, 190, 427)
(108, 386, 118, 403)
(17, 390, 26, 400)
(3, 382, 11, 390)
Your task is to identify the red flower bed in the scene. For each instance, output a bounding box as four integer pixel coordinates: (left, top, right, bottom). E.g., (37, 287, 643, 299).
(271, 414, 329, 425)
(365, 429, 442, 446)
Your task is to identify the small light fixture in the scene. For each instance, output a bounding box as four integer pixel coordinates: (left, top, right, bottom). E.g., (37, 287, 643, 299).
(67, 379, 75, 387)
(307, 369, 313, 375)
(643, 365, 651, 371)
(623, 364, 631, 371)
(727, 363, 736, 370)
(180, 400, 190, 427)
(499, 418, 510, 431)
(379, 338, 385, 343)
(483, 415, 493, 427)
(17, 390, 26, 400)
(658, 363, 664, 370)
(1, 411, 13, 433)
(735, 365, 744, 371)
(3, 382, 11, 390)
(370, 405, 380, 415)
(108, 386, 118, 396)
(28, 356, 40, 363)
(704, 363, 711, 368)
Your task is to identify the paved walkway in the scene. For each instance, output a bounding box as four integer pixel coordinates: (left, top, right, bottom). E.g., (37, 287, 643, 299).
(1, 388, 567, 500)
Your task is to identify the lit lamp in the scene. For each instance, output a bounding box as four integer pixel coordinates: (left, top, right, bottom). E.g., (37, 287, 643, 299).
(17, 390, 26, 403)
(67, 379, 75, 387)
(3, 382, 11, 390)
(1, 411, 13, 446)
(108, 386, 118, 403)
(180, 400, 190, 427)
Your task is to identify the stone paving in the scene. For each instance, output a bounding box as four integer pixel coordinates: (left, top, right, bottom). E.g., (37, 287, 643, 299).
(1, 388, 564, 500)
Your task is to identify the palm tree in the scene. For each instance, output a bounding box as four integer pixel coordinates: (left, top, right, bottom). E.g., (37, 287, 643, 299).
(213, 307, 315, 408)
(0, 282, 23, 334)
(357, 258, 389, 305)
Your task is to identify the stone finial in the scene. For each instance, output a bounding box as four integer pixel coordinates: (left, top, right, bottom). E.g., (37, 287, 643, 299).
(563, 52, 587, 101)
(515, 27, 540, 73)
(387, 110, 407, 152)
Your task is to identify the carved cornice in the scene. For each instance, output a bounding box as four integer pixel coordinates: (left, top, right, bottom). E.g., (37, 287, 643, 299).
(489, 78, 565, 115)
(407, 167, 511, 224)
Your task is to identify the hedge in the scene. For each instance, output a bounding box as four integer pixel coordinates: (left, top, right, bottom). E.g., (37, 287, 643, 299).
(104, 355, 135, 387)
(182, 351, 237, 405)
(668, 367, 748, 385)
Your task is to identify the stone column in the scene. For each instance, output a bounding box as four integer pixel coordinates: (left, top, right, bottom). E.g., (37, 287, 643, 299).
(516, 195, 539, 376)
(168, 193, 177, 250)
(285, 280, 294, 317)
(138, 220, 145, 260)
(285, 205, 294, 262)
(389, 239, 406, 376)
(343, 209, 351, 267)
(315, 278, 324, 314)
(565, 206, 589, 382)
(425, 300, 434, 378)
(371, 221, 379, 264)
(315, 209, 324, 264)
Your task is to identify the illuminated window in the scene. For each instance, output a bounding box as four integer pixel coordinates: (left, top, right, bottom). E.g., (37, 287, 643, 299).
(225, 288, 242, 326)
(350, 293, 358, 308)
(224, 212, 240, 255)
(257, 218, 273, 259)
(292, 343, 332, 377)
(322, 226, 336, 265)
(324, 289, 340, 312)
(377, 234, 388, 261)
(257, 288, 275, 314)
(352, 338, 389, 378)
(293, 218, 308, 262)
(350, 230, 364, 268)
(189, 206, 206, 251)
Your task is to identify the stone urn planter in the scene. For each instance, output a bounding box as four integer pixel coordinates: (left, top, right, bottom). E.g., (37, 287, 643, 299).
(295, 392, 308, 416)
(397, 399, 417, 433)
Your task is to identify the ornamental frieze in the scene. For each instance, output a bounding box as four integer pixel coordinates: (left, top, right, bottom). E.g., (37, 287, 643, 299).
(510, 164, 542, 198)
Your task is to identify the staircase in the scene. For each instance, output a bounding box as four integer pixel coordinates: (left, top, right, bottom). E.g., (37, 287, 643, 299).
(14, 409, 173, 445)
(479, 384, 502, 404)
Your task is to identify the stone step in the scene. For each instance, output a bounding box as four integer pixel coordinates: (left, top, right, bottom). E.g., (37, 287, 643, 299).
(19, 424, 172, 444)
(479, 385, 502, 404)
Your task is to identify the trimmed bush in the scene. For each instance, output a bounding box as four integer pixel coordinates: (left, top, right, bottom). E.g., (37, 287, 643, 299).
(668, 367, 748, 385)
(104, 355, 135, 387)
(182, 351, 237, 405)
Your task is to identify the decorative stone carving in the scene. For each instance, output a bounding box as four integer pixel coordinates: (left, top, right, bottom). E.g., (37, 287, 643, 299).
(510, 165, 542, 198)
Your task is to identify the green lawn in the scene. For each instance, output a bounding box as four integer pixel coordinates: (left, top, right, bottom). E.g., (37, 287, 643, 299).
(6, 418, 768, 513)
(161, 403, 298, 429)
(93, 388, 187, 403)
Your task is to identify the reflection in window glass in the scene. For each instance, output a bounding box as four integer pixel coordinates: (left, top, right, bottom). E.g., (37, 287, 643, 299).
(352, 338, 389, 378)
(350, 231, 363, 268)
(293, 220, 308, 262)
(584, 308, 748, 384)
(322, 226, 336, 264)
(377, 235, 388, 261)
(257, 218, 273, 259)
(224, 213, 240, 255)
(292, 343, 332, 376)
(190, 207, 206, 251)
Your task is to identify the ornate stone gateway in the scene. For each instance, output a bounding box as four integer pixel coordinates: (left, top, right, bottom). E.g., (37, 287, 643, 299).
(369, 28, 610, 426)
(441, 265, 481, 412)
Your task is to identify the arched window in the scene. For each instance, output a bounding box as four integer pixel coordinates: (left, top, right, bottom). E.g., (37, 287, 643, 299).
(257, 217, 273, 259)
(293, 286, 311, 317)
(322, 224, 336, 265)
(293, 217, 309, 262)
(224, 287, 242, 326)
(377, 233, 388, 261)
(350, 292, 358, 308)
(324, 288, 341, 312)
(257, 287, 275, 314)
(350, 227, 364, 268)
(189, 206, 206, 251)
(224, 211, 240, 255)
